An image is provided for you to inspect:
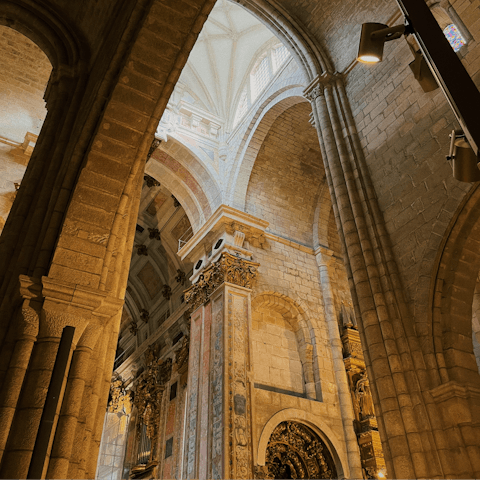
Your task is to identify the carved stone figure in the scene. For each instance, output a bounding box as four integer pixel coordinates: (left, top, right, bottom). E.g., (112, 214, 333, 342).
(129, 321, 138, 336)
(172, 195, 181, 207)
(355, 372, 375, 419)
(135, 244, 148, 256)
(140, 308, 149, 323)
(162, 284, 172, 300)
(146, 138, 161, 163)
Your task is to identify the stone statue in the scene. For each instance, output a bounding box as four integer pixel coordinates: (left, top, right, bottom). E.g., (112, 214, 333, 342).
(355, 372, 375, 419)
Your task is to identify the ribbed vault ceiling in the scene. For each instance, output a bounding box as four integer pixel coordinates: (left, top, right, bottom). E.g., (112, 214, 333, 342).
(179, 0, 277, 122)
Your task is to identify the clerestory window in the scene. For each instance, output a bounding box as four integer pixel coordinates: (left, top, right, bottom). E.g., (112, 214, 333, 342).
(233, 43, 291, 128)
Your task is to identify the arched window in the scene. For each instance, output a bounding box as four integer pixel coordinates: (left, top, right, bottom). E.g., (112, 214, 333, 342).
(233, 86, 248, 128)
(429, 2, 470, 52)
(233, 43, 291, 128)
(272, 44, 289, 72)
(443, 23, 466, 52)
(251, 54, 271, 100)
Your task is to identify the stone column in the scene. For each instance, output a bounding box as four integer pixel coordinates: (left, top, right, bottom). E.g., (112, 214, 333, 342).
(183, 253, 259, 480)
(315, 247, 364, 479)
(0, 276, 122, 479)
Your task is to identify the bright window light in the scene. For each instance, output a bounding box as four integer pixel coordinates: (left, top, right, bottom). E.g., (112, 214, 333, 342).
(443, 24, 466, 52)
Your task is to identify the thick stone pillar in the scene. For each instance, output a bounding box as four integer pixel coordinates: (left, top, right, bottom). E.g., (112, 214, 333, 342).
(0, 276, 122, 479)
(184, 253, 259, 480)
(305, 72, 480, 478)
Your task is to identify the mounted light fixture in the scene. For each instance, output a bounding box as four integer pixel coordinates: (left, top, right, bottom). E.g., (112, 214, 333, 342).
(357, 23, 408, 63)
(447, 130, 480, 182)
(357, 0, 480, 182)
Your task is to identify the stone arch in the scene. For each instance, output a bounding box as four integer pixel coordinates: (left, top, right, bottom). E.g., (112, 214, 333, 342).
(146, 150, 214, 232)
(431, 183, 480, 385)
(159, 137, 222, 211)
(0, 0, 87, 69)
(252, 291, 319, 399)
(252, 291, 312, 346)
(231, 0, 329, 80)
(229, 89, 308, 209)
(256, 408, 349, 479)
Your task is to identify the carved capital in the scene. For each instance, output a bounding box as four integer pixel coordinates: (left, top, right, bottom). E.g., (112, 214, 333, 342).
(184, 253, 259, 311)
(304, 72, 343, 102)
(304, 84, 324, 102)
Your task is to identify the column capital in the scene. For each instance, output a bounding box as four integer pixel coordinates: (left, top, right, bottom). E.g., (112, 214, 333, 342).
(184, 253, 259, 312)
(303, 72, 344, 101)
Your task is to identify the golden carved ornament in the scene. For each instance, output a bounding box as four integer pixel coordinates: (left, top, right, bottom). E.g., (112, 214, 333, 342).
(264, 422, 337, 479)
(184, 253, 259, 311)
(133, 346, 172, 449)
(108, 377, 132, 415)
(175, 335, 189, 371)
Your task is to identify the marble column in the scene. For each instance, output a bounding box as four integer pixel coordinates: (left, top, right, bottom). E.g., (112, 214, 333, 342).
(183, 252, 259, 480)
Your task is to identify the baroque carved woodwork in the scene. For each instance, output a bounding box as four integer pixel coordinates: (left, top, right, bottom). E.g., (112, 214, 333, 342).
(108, 377, 132, 415)
(262, 422, 337, 479)
(174, 335, 189, 372)
(341, 323, 386, 478)
(133, 346, 172, 464)
(184, 253, 259, 312)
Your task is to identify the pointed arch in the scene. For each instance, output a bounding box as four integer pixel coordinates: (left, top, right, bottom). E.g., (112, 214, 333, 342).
(228, 88, 309, 209)
(431, 183, 480, 385)
(0, 0, 87, 69)
(231, 0, 329, 80)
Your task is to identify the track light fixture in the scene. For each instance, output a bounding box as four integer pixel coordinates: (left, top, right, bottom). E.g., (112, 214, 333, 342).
(357, 22, 408, 63)
(358, 0, 480, 182)
(447, 130, 480, 183)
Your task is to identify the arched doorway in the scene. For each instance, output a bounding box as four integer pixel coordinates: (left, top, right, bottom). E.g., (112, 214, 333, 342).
(263, 421, 337, 479)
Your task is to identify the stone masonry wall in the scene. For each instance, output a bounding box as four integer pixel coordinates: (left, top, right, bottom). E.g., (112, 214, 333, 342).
(0, 26, 51, 143)
(344, 4, 479, 315)
(245, 102, 324, 247)
(0, 26, 52, 230)
(252, 306, 305, 394)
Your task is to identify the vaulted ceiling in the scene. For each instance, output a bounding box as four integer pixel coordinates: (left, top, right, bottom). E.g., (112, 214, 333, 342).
(178, 0, 278, 123)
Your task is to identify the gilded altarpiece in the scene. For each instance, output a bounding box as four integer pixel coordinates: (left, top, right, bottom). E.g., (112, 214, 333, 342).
(341, 323, 385, 478)
(184, 253, 258, 480)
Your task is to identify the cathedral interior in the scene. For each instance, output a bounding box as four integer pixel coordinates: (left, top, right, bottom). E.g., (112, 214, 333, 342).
(1, 0, 480, 478)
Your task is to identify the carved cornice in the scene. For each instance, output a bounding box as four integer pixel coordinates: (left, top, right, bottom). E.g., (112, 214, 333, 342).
(184, 253, 259, 311)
